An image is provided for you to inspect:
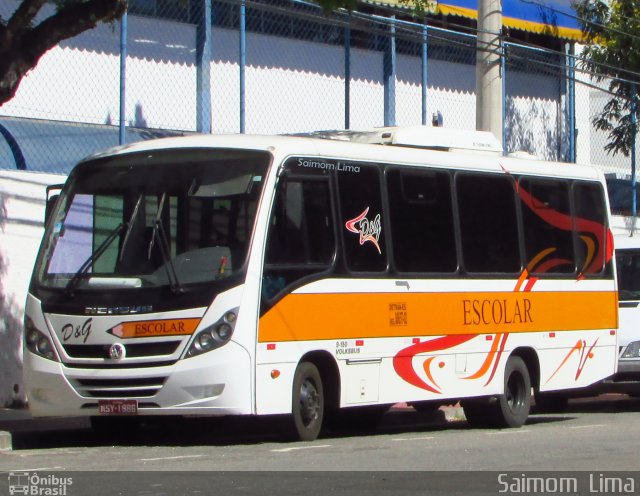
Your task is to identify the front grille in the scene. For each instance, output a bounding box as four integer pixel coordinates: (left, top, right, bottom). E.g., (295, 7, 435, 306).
(72, 377, 167, 398)
(63, 341, 182, 359)
(65, 360, 177, 369)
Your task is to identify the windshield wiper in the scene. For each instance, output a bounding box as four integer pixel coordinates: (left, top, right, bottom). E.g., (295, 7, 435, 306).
(147, 193, 184, 295)
(65, 223, 125, 297)
(119, 194, 143, 262)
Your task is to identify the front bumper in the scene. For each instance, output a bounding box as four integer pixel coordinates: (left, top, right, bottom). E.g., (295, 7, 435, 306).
(25, 341, 253, 417)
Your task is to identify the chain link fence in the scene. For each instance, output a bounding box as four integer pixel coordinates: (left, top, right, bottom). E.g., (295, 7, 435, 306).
(0, 0, 637, 180)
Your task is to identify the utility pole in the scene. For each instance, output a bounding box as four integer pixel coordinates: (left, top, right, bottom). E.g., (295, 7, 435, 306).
(476, 0, 503, 145)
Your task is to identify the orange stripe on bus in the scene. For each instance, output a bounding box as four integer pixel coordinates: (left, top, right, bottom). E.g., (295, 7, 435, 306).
(258, 291, 617, 343)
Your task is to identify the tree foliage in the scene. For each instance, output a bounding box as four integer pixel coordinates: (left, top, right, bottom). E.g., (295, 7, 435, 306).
(575, 0, 640, 156)
(0, 0, 126, 107)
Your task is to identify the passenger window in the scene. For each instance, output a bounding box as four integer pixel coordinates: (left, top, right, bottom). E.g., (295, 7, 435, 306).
(519, 178, 575, 274)
(263, 176, 335, 300)
(573, 182, 608, 275)
(266, 179, 334, 265)
(338, 164, 387, 272)
(387, 168, 457, 273)
(457, 173, 520, 273)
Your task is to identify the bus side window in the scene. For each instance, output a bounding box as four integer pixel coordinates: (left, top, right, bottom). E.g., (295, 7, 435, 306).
(263, 177, 335, 300)
(457, 173, 521, 273)
(387, 168, 457, 273)
(519, 178, 575, 275)
(573, 182, 608, 275)
(617, 250, 640, 299)
(338, 165, 387, 273)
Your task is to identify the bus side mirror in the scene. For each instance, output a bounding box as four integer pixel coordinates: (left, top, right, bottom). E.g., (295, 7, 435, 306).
(45, 184, 64, 225)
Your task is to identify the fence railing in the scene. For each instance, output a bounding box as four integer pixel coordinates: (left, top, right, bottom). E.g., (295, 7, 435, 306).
(0, 0, 637, 184)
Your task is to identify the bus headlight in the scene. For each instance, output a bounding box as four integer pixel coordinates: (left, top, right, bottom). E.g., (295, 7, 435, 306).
(621, 341, 640, 359)
(185, 309, 238, 358)
(24, 317, 59, 362)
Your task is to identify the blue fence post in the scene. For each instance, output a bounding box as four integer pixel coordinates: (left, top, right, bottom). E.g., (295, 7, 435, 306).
(240, 0, 246, 133)
(196, 0, 212, 133)
(345, 15, 351, 130)
(119, 11, 127, 146)
(632, 84, 637, 223)
(421, 22, 428, 126)
(384, 16, 396, 127)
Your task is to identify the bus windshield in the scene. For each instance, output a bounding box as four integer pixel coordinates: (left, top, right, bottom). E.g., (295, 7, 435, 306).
(35, 148, 270, 293)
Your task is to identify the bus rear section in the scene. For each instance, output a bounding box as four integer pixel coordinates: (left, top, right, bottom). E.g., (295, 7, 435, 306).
(603, 233, 640, 395)
(254, 129, 618, 440)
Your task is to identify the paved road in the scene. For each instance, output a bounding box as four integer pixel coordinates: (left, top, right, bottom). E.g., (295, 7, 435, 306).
(1, 395, 639, 495)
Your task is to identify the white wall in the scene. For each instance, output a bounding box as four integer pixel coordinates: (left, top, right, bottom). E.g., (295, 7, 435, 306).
(0, 170, 67, 406)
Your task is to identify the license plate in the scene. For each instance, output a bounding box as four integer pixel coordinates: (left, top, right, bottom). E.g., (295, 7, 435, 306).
(98, 399, 138, 415)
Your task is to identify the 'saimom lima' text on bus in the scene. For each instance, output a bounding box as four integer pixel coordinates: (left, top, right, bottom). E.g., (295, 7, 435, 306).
(24, 126, 618, 440)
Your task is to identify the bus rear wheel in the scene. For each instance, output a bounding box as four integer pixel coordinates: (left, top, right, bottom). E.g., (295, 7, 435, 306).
(290, 361, 324, 441)
(493, 355, 531, 428)
(462, 356, 531, 428)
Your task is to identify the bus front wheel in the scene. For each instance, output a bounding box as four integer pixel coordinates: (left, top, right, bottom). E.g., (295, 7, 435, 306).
(290, 361, 324, 441)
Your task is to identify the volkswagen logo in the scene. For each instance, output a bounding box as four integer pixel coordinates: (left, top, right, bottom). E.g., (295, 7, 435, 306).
(108, 343, 126, 360)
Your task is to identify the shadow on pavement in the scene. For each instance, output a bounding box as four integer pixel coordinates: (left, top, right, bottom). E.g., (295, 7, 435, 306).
(3, 393, 638, 450)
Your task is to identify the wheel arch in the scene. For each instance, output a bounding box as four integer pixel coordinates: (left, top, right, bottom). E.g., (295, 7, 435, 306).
(509, 346, 540, 391)
(299, 350, 341, 412)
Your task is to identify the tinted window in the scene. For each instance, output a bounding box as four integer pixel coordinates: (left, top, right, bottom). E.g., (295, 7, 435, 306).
(263, 175, 335, 300)
(617, 249, 640, 300)
(338, 164, 387, 272)
(573, 182, 608, 274)
(457, 173, 520, 273)
(519, 178, 575, 274)
(387, 168, 457, 272)
(265, 179, 335, 265)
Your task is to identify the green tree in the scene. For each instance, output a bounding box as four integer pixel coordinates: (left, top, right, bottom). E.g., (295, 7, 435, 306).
(575, 0, 640, 156)
(0, 0, 126, 106)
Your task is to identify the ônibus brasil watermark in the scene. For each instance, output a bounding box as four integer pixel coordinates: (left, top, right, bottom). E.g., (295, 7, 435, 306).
(7, 473, 72, 496)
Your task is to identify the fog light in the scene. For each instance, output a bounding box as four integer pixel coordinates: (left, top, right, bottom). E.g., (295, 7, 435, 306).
(198, 332, 215, 350)
(26, 329, 39, 347)
(216, 323, 232, 340)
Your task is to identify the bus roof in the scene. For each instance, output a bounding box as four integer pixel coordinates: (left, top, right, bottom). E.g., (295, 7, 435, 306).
(82, 127, 603, 182)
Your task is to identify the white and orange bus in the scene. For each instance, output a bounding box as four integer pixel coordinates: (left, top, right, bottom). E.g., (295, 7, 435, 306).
(24, 126, 618, 440)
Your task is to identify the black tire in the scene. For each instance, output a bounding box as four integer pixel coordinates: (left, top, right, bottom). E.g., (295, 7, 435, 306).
(290, 362, 324, 441)
(534, 391, 569, 413)
(492, 355, 531, 428)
